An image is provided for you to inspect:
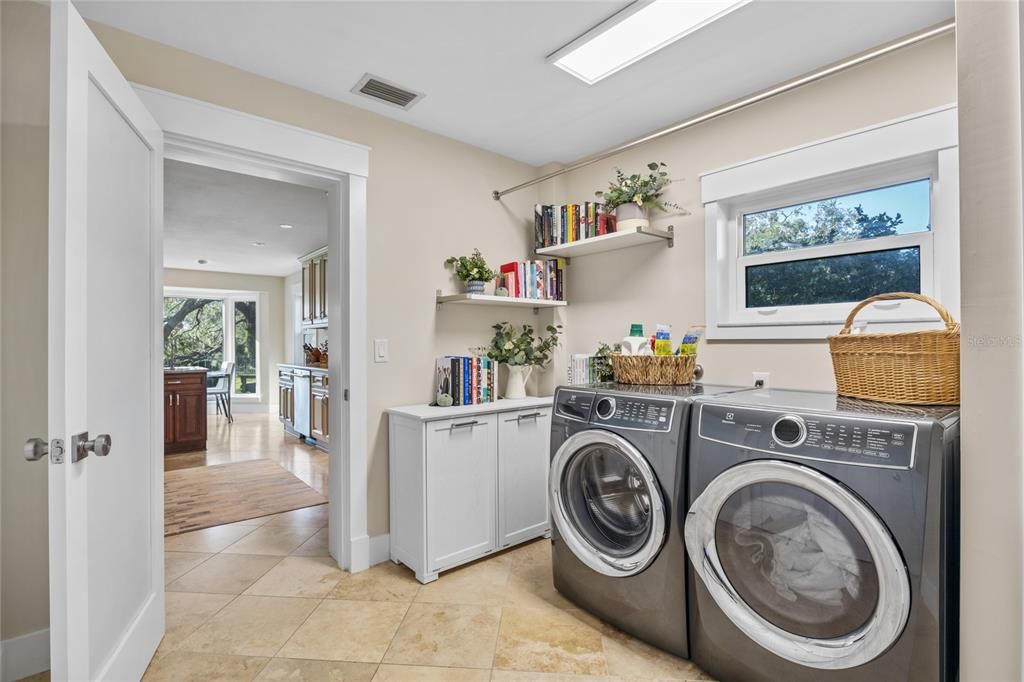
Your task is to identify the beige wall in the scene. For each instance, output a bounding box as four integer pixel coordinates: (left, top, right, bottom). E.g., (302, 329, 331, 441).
(163, 268, 288, 411)
(955, 1, 1024, 677)
(542, 34, 957, 390)
(1, 0, 49, 641)
(86, 21, 546, 537)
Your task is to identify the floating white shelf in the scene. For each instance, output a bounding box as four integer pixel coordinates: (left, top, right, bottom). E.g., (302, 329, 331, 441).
(435, 291, 567, 311)
(535, 225, 673, 259)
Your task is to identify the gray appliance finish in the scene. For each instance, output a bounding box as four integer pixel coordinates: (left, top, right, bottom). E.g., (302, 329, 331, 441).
(685, 389, 959, 682)
(549, 382, 746, 658)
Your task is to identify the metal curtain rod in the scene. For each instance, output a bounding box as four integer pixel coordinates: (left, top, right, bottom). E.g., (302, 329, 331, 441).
(492, 19, 955, 201)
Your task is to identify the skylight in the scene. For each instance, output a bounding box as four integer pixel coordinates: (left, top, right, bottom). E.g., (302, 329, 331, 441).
(552, 0, 750, 85)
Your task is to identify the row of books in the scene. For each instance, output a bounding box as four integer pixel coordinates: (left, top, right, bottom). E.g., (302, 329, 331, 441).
(435, 355, 498, 406)
(568, 354, 612, 385)
(498, 260, 565, 301)
(534, 202, 617, 249)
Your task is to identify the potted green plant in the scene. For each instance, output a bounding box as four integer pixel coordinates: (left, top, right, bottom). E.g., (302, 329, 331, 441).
(595, 162, 685, 230)
(482, 322, 562, 399)
(444, 249, 497, 294)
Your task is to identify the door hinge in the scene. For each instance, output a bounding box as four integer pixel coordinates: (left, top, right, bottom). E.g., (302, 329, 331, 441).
(343, 388, 350, 401)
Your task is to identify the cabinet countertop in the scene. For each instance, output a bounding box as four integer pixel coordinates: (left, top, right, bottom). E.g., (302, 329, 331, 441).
(164, 367, 208, 374)
(278, 363, 328, 373)
(387, 396, 553, 422)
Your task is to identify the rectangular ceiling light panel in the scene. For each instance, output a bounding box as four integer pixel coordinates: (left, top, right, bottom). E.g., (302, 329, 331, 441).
(553, 0, 750, 85)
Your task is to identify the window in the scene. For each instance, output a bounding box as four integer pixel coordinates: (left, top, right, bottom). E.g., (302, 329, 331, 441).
(702, 106, 959, 339)
(163, 290, 261, 399)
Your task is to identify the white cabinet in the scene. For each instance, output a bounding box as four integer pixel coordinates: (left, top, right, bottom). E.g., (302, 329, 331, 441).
(498, 408, 552, 547)
(426, 415, 497, 570)
(388, 397, 552, 583)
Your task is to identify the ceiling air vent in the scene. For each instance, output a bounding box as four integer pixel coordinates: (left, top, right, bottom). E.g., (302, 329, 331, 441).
(351, 73, 424, 111)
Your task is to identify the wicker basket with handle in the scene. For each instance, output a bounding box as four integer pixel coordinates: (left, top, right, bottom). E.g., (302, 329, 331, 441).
(610, 353, 696, 385)
(828, 292, 960, 405)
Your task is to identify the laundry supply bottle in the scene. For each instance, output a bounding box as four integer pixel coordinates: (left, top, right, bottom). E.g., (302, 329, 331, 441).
(654, 324, 673, 356)
(621, 323, 649, 355)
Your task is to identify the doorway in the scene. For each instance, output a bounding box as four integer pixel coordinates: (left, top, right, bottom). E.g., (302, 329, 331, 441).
(159, 159, 331, 537)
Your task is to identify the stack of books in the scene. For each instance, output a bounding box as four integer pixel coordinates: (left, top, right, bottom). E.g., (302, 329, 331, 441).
(534, 202, 617, 250)
(435, 355, 498, 405)
(568, 354, 611, 385)
(497, 260, 565, 301)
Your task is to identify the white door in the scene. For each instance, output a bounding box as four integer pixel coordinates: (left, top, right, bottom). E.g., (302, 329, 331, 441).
(46, 2, 164, 679)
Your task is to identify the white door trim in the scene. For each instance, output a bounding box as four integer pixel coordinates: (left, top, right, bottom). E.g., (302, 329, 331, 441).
(134, 85, 371, 571)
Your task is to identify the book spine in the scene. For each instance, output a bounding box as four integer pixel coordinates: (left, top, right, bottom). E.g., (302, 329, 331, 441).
(472, 357, 479, 404)
(462, 357, 470, 405)
(534, 204, 544, 250)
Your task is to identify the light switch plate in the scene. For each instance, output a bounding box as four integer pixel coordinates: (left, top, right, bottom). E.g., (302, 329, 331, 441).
(374, 338, 389, 363)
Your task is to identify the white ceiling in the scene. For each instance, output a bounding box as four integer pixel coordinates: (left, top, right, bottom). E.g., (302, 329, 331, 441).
(164, 159, 327, 277)
(78, 1, 954, 166)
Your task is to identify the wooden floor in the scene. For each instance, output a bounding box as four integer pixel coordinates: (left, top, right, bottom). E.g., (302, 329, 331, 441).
(165, 412, 328, 495)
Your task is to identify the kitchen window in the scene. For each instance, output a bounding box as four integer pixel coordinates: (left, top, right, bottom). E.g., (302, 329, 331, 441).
(164, 289, 261, 399)
(701, 106, 959, 340)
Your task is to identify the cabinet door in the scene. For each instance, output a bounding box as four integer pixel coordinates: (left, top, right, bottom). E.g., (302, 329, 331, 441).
(317, 256, 328, 322)
(310, 390, 327, 441)
(498, 407, 552, 547)
(164, 390, 176, 447)
(174, 387, 207, 445)
(301, 261, 316, 324)
(426, 414, 498, 571)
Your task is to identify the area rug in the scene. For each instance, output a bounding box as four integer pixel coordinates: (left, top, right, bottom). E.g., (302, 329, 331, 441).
(165, 458, 327, 536)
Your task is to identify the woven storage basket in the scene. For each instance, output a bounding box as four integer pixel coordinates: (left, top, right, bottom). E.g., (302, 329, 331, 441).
(610, 353, 696, 385)
(828, 292, 960, 405)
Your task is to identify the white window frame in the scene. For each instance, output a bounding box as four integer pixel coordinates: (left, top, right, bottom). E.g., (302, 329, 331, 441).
(163, 286, 263, 402)
(702, 105, 959, 340)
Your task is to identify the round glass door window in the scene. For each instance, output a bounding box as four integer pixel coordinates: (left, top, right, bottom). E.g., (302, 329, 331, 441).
(684, 460, 910, 669)
(714, 481, 879, 639)
(564, 443, 653, 557)
(550, 430, 666, 577)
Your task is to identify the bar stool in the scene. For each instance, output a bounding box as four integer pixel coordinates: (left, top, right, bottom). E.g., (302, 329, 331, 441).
(208, 361, 235, 423)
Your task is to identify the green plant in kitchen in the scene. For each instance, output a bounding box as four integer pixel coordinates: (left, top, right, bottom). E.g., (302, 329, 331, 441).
(444, 249, 497, 294)
(595, 162, 684, 212)
(482, 322, 562, 399)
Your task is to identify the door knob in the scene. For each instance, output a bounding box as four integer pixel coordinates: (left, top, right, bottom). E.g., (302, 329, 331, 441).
(71, 432, 112, 462)
(24, 437, 65, 464)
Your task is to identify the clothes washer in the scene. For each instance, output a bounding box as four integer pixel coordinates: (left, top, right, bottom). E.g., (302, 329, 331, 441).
(549, 382, 746, 658)
(685, 389, 959, 681)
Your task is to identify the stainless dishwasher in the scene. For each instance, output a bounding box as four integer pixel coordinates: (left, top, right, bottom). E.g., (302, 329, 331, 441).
(292, 371, 311, 437)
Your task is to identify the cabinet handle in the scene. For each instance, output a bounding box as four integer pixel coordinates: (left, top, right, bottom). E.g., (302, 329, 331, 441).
(168, 393, 173, 406)
(437, 420, 479, 432)
(506, 412, 543, 423)
(176, 393, 180, 406)
(166, 380, 183, 385)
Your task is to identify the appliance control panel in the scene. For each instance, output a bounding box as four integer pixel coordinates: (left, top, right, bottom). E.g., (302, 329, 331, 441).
(554, 389, 596, 422)
(591, 395, 675, 431)
(698, 403, 917, 469)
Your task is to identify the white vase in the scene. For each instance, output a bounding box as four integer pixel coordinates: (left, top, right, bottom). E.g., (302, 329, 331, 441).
(615, 203, 650, 231)
(503, 364, 532, 400)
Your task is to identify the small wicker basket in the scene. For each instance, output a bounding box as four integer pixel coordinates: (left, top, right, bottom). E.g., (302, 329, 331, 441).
(828, 292, 960, 405)
(610, 353, 696, 385)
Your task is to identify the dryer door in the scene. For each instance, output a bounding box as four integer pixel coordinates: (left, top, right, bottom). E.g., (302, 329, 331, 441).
(685, 460, 910, 670)
(550, 430, 666, 577)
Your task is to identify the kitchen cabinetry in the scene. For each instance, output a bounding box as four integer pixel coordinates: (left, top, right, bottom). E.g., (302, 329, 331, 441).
(164, 369, 208, 454)
(300, 247, 328, 328)
(387, 397, 552, 583)
(279, 364, 329, 451)
(310, 369, 330, 446)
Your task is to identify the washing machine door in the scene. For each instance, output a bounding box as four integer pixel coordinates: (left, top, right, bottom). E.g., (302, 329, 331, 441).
(550, 430, 666, 577)
(685, 460, 910, 670)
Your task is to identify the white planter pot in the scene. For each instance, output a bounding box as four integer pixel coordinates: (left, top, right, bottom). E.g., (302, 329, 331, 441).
(615, 203, 650, 232)
(503, 365, 533, 400)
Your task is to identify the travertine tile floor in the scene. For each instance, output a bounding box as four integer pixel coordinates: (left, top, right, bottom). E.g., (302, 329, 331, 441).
(152, 506, 714, 681)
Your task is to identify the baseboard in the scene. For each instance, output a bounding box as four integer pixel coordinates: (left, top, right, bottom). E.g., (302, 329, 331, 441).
(369, 533, 390, 566)
(2, 628, 49, 682)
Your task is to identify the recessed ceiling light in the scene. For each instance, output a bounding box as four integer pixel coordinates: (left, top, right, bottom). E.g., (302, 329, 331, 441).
(251, 242, 266, 247)
(196, 259, 208, 265)
(279, 224, 294, 230)
(550, 0, 750, 85)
